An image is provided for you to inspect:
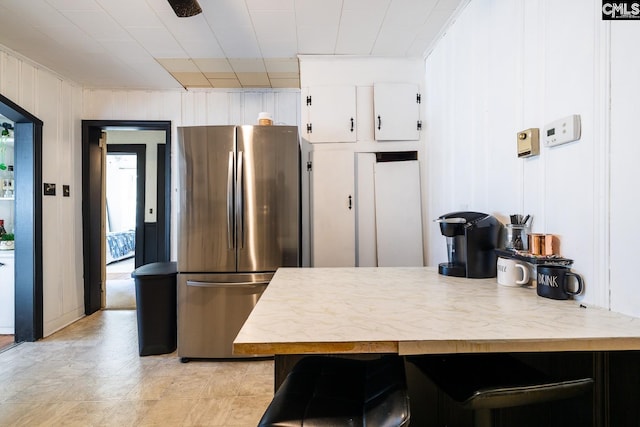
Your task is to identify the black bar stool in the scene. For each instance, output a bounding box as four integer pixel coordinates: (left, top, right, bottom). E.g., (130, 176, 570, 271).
(408, 353, 593, 427)
(258, 355, 411, 427)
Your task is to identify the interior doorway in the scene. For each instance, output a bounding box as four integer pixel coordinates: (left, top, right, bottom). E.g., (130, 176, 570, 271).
(82, 120, 171, 315)
(0, 93, 43, 343)
(104, 147, 144, 309)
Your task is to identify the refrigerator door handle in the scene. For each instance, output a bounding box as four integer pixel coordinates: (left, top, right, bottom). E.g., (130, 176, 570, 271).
(227, 151, 235, 249)
(236, 150, 244, 249)
(186, 280, 269, 288)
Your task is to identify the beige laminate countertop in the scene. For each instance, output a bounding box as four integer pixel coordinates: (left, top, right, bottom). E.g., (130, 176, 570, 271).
(233, 267, 640, 356)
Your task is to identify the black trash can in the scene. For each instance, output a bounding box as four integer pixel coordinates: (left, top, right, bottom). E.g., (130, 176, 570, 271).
(131, 261, 177, 356)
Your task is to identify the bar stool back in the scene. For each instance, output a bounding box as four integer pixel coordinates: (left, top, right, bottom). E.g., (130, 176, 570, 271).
(408, 353, 593, 427)
(258, 355, 411, 427)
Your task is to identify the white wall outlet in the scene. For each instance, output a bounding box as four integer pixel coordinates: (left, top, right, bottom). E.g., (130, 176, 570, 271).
(544, 114, 581, 147)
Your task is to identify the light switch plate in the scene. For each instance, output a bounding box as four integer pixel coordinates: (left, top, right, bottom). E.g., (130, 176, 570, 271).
(517, 128, 539, 158)
(544, 114, 581, 147)
(44, 183, 56, 196)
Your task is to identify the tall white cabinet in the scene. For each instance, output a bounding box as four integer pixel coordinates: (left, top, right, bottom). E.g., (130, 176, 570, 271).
(309, 150, 355, 267)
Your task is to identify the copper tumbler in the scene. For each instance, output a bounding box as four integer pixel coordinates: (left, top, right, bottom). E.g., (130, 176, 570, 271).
(528, 234, 545, 255)
(529, 233, 558, 256)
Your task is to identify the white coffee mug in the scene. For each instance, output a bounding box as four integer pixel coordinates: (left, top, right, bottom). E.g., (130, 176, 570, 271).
(497, 257, 530, 287)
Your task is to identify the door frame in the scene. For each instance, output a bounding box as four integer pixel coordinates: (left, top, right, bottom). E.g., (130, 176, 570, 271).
(82, 120, 171, 315)
(0, 93, 44, 342)
(106, 144, 146, 269)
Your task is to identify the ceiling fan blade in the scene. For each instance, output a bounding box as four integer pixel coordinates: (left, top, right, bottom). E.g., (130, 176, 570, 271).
(167, 0, 202, 17)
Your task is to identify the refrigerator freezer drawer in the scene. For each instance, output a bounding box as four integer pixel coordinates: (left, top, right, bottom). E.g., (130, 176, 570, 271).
(177, 273, 272, 359)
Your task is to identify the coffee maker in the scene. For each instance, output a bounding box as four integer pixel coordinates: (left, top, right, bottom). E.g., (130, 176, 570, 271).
(436, 211, 501, 278)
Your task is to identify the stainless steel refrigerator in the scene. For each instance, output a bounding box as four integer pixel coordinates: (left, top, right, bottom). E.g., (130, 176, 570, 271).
(177, 125, 300, 360)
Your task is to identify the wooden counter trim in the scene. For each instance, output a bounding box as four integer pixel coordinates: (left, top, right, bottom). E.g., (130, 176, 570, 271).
(234, 340, 398, 355)
(399, 337, 640, 355)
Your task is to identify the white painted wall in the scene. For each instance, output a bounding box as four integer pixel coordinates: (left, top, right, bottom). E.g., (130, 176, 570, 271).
(0, 48, 85, 336)
(423, 0, 637, 314)
(609, 21, 640, 317)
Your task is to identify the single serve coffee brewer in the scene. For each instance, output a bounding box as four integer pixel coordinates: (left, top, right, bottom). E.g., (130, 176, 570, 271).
(436, 211, 501, 278)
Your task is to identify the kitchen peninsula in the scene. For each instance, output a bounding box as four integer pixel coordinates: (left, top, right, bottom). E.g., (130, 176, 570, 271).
(234, 267, 640, 426)
(234, 267, 640, 356)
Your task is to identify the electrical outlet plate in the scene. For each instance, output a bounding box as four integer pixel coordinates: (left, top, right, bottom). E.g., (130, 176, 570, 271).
(544, 114, 581, 147)
(517, 128, 539, 158)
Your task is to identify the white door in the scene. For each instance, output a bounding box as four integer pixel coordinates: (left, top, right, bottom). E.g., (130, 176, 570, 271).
(310, 150, 355, 266)
(374, 160, 424, 266)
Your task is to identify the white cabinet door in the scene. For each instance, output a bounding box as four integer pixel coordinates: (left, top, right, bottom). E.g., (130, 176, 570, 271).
(374, 160, 424, 266)
(303, 86, 357, 143)
(374, 83, 421, 141)
(0, 252, 14, 334)
(310, 151, 355, 267)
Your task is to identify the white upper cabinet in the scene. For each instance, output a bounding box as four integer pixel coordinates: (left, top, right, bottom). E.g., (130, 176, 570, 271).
(303, 86, 357, 143)
(373, 83, 421, 141)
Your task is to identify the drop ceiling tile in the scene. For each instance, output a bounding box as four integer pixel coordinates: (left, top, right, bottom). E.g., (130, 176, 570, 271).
(336, 8, 386, 54)
(372, 25, 418, 56)
(383, 0, 439, 27)
(213, 26, 262, 57)
(194, 58, 234, 73)
(264, 58, 299, 73)
(237, 72, 270, 86)
(343, 0, 391, 9)
(297, 26, 338, 54)
(171, 72, 211, 87)
(268, 71, 298, 79)
(269, 78, 300, 88)
(203, 71, 237, 79)
(295, 0, 342, 26)
(245, 0, 294, 10)
(127, 27, 187, 57)
(46, 0, 101, 10)
(208, 78, 242, 88)
(181, 41, 226, 58)
(157, 58, 200, 72)
(435, 0, 468, 10)
(250, 10, 296, 38)
(101, 40, 154, 63)
(58, 10, 130, 41)
(203, 1, 253, 30)
(229, 58, 267, 73)
(105, 5, 162, 29)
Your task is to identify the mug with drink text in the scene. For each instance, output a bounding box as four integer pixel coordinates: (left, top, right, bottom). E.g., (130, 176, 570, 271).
(536, 265, 583, 300)
(497, 257, 530, 287)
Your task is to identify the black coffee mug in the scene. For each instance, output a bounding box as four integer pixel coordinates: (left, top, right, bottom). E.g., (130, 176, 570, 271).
(536, 265, 583, 300)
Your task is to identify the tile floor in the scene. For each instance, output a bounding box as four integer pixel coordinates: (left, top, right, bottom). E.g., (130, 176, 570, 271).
(0, 310, 274, 426)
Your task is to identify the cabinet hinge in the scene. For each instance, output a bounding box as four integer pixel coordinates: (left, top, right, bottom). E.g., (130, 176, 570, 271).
(417, 120, 423, 131)
(306, 96, 312, 106)
(306, 123, 312, 133)
(307, 161, 312, 171)
(416, 93, 421, 104)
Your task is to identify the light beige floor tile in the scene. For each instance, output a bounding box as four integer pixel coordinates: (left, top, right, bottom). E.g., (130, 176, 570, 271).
(0, 310, 275, 426)
(138, 397, 198, 425)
